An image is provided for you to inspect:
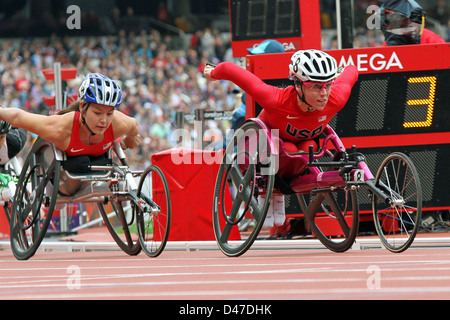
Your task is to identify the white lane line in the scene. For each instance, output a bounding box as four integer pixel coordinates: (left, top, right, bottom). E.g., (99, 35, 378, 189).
(4, 285, 450, 300)
(2, 257, 450, 272)
(2, 273, 450, 288)
(1, 265, 450, 289)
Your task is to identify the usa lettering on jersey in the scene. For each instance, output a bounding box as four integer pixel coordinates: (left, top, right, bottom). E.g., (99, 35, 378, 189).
(285, 123, 324, 139)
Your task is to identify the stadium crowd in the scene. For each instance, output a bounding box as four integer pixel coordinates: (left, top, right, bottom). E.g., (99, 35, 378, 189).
(0, 27, 241, 169)
(0, 1, 448, 169)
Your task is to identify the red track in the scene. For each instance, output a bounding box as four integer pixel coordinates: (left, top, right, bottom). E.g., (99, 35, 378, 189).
(1, 245, 450, 300)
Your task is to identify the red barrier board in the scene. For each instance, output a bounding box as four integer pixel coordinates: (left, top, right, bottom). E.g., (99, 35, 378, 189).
(41, 68, 77, 81)
(0, 207, 8, 239)
(151, 148, 240, 241)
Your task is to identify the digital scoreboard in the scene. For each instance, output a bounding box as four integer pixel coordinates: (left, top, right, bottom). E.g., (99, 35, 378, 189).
(228, 0, 321, 57)
(246, 43, 450, 211)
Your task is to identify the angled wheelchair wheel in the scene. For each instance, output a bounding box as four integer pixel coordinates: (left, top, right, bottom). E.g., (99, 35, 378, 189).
(2, 160, 20, 224)
(136, 165, 171, 257)
(97, 200, 141, 255)
(301, 189, 359, 252)
(213, 120, 275, 257)
(372, 152, 422, 253)
(10, 138, 61, 260)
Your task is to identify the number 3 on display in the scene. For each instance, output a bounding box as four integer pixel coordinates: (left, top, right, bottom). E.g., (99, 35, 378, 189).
(403, 76, 436, 128)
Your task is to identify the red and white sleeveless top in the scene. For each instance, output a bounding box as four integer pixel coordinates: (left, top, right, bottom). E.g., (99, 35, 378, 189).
(65, 111, 115, 157)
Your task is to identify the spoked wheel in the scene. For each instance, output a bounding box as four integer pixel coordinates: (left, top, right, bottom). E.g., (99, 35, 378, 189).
(213, 120, 276, 257)
(372, 152, 422, 253)
(98, 200, 141, 255)
(136, 165, 171, 257)
(10, 139, 61, 260)
(300, 189, 359, 252)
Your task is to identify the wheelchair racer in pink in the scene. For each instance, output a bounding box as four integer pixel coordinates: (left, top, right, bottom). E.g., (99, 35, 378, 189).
(204, 49, 358, 230)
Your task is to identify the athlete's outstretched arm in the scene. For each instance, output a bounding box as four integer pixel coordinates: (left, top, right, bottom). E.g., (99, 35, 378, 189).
(204, 62, 283, 107)
(327, 64, 358, 108)
(0, 108, 70, 148)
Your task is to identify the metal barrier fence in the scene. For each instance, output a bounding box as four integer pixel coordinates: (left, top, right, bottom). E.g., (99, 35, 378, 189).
(175, 109, 233, 149)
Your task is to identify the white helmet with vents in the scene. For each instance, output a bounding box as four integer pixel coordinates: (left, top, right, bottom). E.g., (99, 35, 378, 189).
(289, 49, 338, 82)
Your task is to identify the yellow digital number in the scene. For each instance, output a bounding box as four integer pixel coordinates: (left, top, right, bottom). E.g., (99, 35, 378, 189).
(403, 76, 436, 128)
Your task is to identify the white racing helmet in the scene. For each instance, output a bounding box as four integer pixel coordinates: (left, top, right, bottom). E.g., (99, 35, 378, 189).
(289, 49, 338, 82)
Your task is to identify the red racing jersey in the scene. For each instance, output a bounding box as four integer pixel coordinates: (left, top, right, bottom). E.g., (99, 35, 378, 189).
(211, 62, 358, 143)
(420, 29, 446, 44)
(65, 111, 115, 157)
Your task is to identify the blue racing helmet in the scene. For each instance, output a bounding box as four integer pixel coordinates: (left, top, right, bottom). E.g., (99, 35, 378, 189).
(78, 73, 122, 107)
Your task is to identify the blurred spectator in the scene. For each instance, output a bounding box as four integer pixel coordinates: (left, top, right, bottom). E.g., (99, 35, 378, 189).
(380, 0, 445, 46)
(157, 1, 171, 24)
(447, 20, 450, 41)
(432, 0, 449, 25)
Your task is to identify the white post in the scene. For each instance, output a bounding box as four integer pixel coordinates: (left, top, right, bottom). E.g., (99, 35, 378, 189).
(54, 62, 63, 110)
(53, 62, 67, 232)
(335, 0, 342, 50)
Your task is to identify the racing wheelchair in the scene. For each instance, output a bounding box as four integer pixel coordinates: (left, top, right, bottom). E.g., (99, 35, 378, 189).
(9, 138, 171, 260)
(213, 118, 422, 256)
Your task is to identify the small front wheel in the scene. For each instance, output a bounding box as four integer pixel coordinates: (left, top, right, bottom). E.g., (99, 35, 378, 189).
(136, 165, 171, 257)
(372, 152, 422, 253)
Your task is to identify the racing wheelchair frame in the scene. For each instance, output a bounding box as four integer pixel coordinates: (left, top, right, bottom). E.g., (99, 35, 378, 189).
(213, 118, 422, 256)
(9, 138, 171, 260)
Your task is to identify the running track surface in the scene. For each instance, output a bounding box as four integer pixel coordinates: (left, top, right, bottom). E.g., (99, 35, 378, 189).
(1, 246, 450, 300)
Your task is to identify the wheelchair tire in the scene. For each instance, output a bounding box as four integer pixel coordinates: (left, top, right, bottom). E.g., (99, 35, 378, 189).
(213, 120, 275, 257)
(372, 152, 422, 253)
(10, 138, 61, 260)
(98, 200, 142, 255)
(136, 165, 171, 258)
(301, 189, 359, 252)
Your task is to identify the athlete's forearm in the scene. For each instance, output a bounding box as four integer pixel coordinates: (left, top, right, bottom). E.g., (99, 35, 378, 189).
(211, 61, 282, 106)
(0, 108, 46, 133)
(0, 108, 22, 126)
(337, 64, 358, 87)
(328, 65, 358, 107)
